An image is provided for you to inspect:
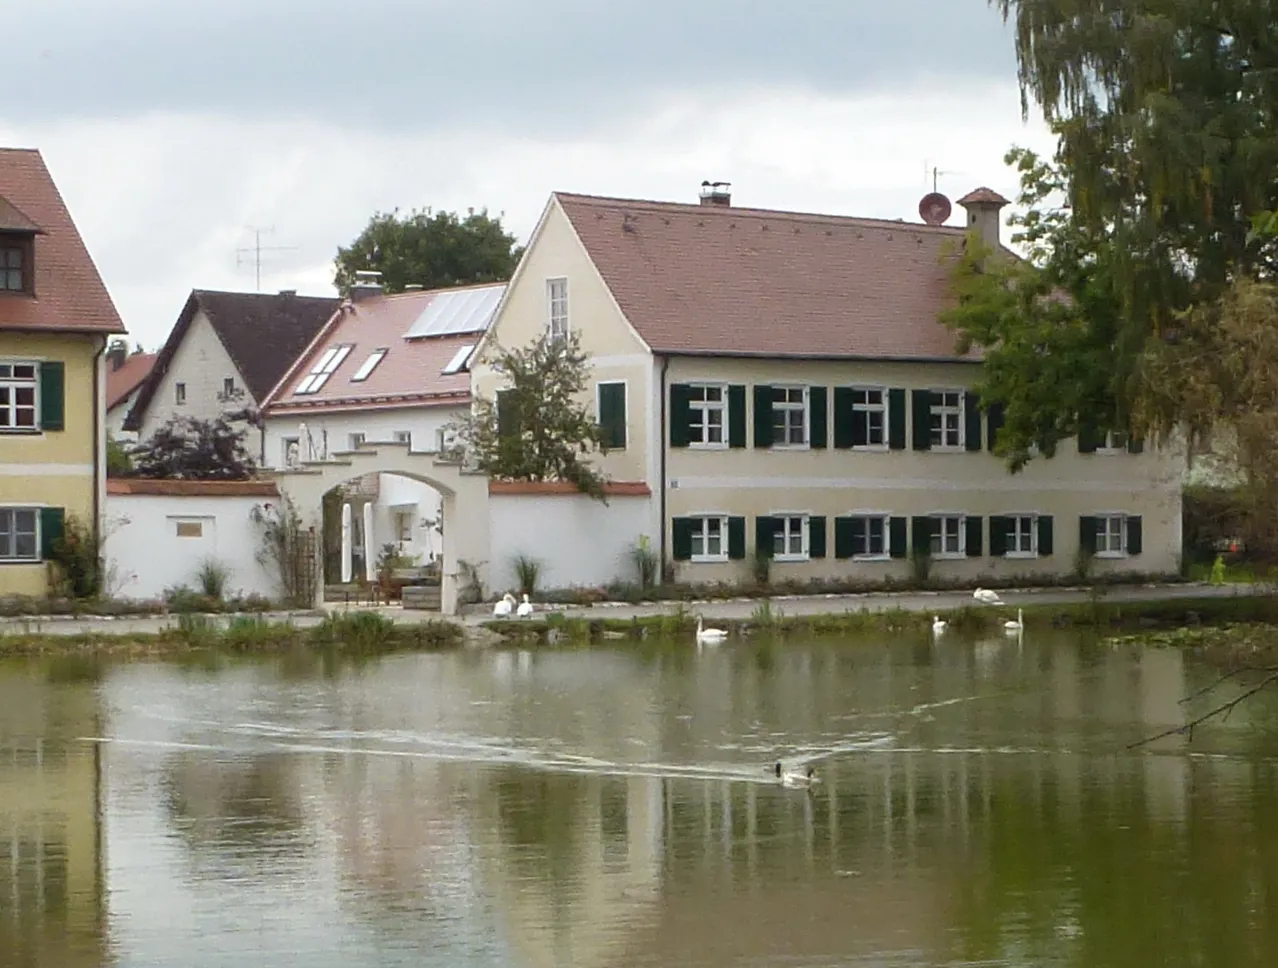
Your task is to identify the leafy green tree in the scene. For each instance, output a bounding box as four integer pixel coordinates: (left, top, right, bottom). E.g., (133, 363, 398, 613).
(444, 331, 607, 500)
(130, 416, 257, 481)
(106, 434, 134, 477)
(334, 207, 523, 295)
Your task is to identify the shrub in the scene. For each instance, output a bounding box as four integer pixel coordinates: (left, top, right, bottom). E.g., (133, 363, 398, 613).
(511, 554, 543, 597)
(196, 558, 231, 600)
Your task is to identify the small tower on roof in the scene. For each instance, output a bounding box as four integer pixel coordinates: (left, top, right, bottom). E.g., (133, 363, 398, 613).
(956, 187, 1010, 248)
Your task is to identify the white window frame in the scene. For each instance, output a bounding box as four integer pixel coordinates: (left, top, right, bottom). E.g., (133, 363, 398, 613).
(348, 432, 366, 450)
(295, 344, 354, 395)
(281, 436, 301, 467)
(929, 512, 966, 559)
(1004, 512, 1039, 559)
(851, 385, 888, 450)
(689, 513, 729, 563)
(846, 510, 891, 562)
(929, 388, 964, 450)
(547, 277, 569, 340)
(0, 506, 40, 562)
(174, 382, 186, 405)
(688, 383, 728, 449)
(350, 348, 388, 383)
(0, 360, 39, 432)
(771, 385, 809, 449)
(771, 512, 810, 562)
(393, 510, 414, 543)
(596, 379, 628, 450)
(1095, 512, 1128, 558)
(1096, 430, 1130, 455)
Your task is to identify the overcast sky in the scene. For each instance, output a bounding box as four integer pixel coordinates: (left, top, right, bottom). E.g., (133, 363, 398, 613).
(3, 0, 1055, 350)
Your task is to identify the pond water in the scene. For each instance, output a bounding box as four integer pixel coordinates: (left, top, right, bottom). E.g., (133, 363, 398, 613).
(3, 629, 1278, 968)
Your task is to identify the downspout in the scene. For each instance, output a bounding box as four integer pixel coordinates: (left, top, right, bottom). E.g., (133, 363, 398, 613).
(92, 335, 107, 571)
(659, 355, 669, 574)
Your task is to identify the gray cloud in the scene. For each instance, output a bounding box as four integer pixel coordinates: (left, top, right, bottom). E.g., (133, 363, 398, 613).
(14, 0, 1015, 131)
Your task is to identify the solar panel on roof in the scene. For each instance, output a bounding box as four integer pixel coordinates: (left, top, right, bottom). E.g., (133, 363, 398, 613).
(403, 285, 505, 340)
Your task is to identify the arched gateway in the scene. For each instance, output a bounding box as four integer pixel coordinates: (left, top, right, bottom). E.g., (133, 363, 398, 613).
(265, 441, 490, 616)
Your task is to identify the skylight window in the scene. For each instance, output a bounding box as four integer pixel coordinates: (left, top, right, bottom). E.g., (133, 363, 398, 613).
(441, 343, 475, 375)
(294, 344, 353, 395)
(350, 348, 388, 382)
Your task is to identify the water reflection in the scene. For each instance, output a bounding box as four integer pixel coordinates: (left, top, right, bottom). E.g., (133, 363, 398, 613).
(2, 630, 1278, 967)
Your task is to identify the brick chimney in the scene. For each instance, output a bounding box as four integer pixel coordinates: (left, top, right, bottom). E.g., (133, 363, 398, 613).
(350, 270, 384, 302)
(699, 180, 732, 207)
(956, 187, 1009, 248)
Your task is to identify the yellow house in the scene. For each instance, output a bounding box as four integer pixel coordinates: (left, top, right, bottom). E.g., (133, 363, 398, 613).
(472, 182, 1183, 587)
(0, 148, 125, 597)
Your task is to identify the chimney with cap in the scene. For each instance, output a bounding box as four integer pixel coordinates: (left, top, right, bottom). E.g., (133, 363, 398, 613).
(956, 187, 1010, 249)
(699, 180, 732, 207)
(107, 340, 127, 371)
(350, 269, 384, 303)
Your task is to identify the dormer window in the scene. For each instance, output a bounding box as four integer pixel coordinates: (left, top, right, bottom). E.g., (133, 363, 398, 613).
(0, 237, 30, 293)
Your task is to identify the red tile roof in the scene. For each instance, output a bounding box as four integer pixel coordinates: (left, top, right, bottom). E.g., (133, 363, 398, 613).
(107, 479, 278, 497)
(0, 148, 124, 334)
(554, 192, 987, 360)
(956, 187, 1010, 206)
(262, 283, 502, 415)
(106, 352, 157, 411)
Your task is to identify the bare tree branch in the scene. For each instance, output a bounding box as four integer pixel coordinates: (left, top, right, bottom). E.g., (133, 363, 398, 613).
(1128, 669, 1278, 749)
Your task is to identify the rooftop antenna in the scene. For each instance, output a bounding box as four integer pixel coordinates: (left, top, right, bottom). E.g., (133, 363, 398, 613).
(923, 161, 958, 194)
(235, 226, 298, 292)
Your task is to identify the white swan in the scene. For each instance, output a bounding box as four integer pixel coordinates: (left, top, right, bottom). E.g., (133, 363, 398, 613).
(774, 761, 819, 788)
(932, 615, 947, 635)
(973, 587, 1004, 606)
(516, 593, 534, 618)
(1004, 608, 1024, 633)
(696, 616, 729, 645)
(492, 593, 517, 617)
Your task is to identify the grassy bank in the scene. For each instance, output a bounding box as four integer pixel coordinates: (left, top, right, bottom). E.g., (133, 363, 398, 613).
(485, 594, 1278, 646)
(0, 611, 461, 658)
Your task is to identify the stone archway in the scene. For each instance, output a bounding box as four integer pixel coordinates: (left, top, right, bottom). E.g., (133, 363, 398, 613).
(265, 441, 490, 616)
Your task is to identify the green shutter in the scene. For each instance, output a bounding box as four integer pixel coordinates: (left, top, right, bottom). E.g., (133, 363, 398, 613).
(728, 385, 747, 448)
(1079, 516, 1098, 555)
(1038, 515, 1054, 556)
(809, 386, 828, 449)
(911, 390, 932, 451)
(987, 402, 1005, 452)
(1126, 515, 1143, 555)
(889, 517, 908, 558)
(1077, 424, 1101, 454)
(989, 515, 1009, 557)
(39, 361, 65, 432)
(598, 382, 626, 449)
(965, 515, 983, 557)
(728, 517, 746, 559)
(669, 384, 693, 448)
(808, 516, 826, 558)
(964, 392, 983, 452)
(753, 385, 773, 449)
(911, 516, 933, 556)
(755, 515, 777, 558)
(1127, 435, 1145, 454)
(496, 390, 518, 438)
(39, 507, 65, 560)
(888, 388, 907, 450)
(833, 387, 855, 449)
(834, 517, 855, 559)
(671, 518, 693, 561)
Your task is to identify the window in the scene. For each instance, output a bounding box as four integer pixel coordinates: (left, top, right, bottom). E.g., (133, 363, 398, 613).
(282, 437, 300, 467)
(0, 361, 37, 430)
(930, 390, 963, 448)
(351, 348, 388, 382)
(852, 387, 886, 447)
(773, 514, 808, 560)
(1096, 514, 1126, 555)
(689, 384, 726, 447)
(930, 514, 964, 556)
(2, 242, 26, 291)
(547, 278, 569, 339)
(598, 381, 626, 450)
(222, 377, 235, 397)
(441, 343, 475, 375)
(771, 386, 807, 446)
(393, 430, 411, 445)
(850, 515, 888, 559)
(174, 382, 186, 405)
(0, 507, 38, 561)
(690, 516, 728, 562)
(295, 344, 354, 394)
(349, 432, 366, 449)
(1007, 514, 1037, 556)
(394, 510, 414, 542)
(174, 521, 204, 538)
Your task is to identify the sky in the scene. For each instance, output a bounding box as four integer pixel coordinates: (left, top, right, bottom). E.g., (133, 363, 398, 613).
(3, 0, 1056, 351)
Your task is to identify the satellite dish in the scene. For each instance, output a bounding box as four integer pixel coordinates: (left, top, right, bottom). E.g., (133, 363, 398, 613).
(919, 192, 952, 226)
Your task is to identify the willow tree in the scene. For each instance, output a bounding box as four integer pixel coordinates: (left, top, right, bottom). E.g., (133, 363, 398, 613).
(949, 1, 1278, 465)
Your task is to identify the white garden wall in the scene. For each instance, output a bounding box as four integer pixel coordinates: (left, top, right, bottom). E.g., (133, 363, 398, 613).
(105, 481, 279, 602)
(487, 485, 655, 595)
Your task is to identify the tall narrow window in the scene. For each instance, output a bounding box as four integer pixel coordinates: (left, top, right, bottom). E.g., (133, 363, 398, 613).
(688, 384, 726, 446)
(597, 381, 627, 450)
(547, 278, 569, 339)
(852, 387, 886, 447)
(1, 242, 25, 291)
(929, 390, 963, 448)
(771, 387, 807, 446)
(175, 382, 186, 405)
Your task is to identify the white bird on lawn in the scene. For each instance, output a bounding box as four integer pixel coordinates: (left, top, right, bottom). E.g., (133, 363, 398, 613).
(973, 587, 1004, 606)
(932, 615, 947, 636)
(493, 593, 517, 617)
(696, 616, 729, 645)
(516, 593, 534, 618)
(1004, 608, 1024, 634)
(774, 761, 820, 789)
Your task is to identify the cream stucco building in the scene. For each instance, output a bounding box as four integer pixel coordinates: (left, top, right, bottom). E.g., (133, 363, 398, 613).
(470, 182, 1182, 590)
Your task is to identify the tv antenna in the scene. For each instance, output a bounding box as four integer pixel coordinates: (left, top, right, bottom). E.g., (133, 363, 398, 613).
(923, 162, 959, 194)
(235, 226, 298, 292)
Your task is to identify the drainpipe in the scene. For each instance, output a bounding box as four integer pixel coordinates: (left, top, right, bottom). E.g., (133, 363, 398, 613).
(658, 355, 669, 574)
(92, 335, 107, 571)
